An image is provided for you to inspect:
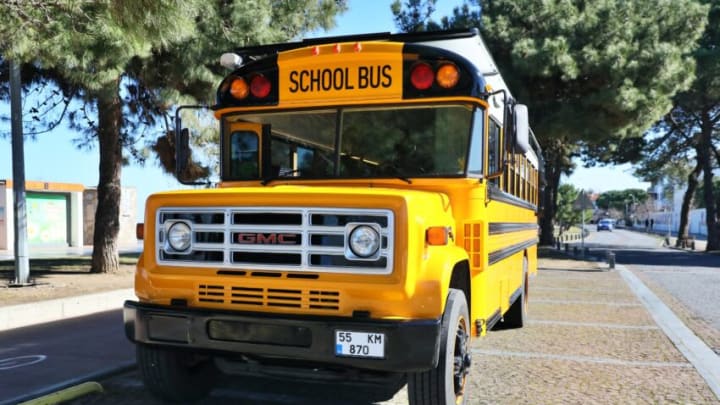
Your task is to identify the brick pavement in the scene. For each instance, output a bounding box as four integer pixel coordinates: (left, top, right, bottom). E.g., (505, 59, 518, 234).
(462, 254, 718, 404)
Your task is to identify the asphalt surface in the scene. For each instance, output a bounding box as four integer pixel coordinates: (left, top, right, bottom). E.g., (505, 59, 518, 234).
(583, 229, 720, 332)
(0, 310, 134, 405)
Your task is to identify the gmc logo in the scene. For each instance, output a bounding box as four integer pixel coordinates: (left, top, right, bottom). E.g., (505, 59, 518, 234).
(235, 233, 299, 245)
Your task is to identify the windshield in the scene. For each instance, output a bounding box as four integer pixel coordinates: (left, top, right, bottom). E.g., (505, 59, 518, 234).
(223, 104, 477, 181)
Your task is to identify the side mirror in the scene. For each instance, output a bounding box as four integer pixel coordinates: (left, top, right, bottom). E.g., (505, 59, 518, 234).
(514, 104, 530, 152)
(174, 105, 211, 185)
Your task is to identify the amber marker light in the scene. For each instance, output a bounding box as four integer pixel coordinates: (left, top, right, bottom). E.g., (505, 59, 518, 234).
(410, 62, 434, 90)
(250, 74, 271, 98)
(229, 77, 249, 99)
(136, 223, 144, 240)
(426, 226, 449, 246)
(436, 63, 459, 88)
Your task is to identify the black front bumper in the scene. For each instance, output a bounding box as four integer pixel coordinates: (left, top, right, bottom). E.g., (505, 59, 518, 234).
(124, 301, 441, 372)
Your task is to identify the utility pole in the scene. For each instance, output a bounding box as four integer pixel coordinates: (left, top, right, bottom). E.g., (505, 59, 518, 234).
(9, 59, 31, 286)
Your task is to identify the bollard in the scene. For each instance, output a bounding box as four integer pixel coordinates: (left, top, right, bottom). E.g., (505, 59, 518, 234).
(573, 246, 578, 256)
(584, 247, 590, 257)
(556, 240, 561, 250)
(565, 243, 569, 252)
(606, 251, 615, 269)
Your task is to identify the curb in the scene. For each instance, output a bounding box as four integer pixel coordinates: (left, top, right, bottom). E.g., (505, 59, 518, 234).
(0, 289, 135, 331)
(18, 381, 104, 405)
(1, 361, 135, 405)
(617, 264, 720, 400)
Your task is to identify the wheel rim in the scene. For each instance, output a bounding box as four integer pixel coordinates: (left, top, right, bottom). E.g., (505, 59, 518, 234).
(453, 315, 471, 403)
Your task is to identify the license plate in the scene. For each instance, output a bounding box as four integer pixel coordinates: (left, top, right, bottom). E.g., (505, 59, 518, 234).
(335, 330, 385, 358)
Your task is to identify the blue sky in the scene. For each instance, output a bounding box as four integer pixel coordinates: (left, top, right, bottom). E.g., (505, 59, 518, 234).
(0, 0, 649, 220)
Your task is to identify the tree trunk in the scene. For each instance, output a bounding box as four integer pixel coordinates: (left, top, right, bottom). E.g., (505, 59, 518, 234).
(90, 79, 122, 273)
(699, 113, 719, 251)
(539, 144, 564, 245)
(675, 164, 700, 247)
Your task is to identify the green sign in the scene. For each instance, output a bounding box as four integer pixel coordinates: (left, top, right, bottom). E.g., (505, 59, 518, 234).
(27, 193, 68, 245)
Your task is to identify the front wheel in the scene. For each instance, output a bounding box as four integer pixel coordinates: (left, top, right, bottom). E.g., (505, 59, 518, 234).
(408, 288, 471, 405)
(137, 344, 218, 403)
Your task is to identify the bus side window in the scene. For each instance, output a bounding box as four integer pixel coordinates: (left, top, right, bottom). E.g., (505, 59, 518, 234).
(487, 117, 502, 183)
(230, 131, 259, 179)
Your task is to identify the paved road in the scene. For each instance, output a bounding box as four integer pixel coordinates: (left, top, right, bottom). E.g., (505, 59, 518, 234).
(0, 310, 134, 405)
(584, 229, 720, 333)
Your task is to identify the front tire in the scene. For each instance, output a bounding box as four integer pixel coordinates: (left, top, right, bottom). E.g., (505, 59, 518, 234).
(137, 344, 218, 403)
(408, 288, 471, 405)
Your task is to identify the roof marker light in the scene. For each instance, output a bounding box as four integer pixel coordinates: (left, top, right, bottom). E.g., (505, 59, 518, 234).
(354, 42, 362, 52)
(312, 46, 320, 56)
(220, 53, 243, 69)
(334, 43, 342, 53)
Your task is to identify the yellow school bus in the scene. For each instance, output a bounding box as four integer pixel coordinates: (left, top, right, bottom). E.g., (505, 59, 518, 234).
(124, 28, 542, 405)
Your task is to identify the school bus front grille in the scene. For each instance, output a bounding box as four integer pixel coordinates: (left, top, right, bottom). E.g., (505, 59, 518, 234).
(197, 284, 340, 311)
(156, 207, 394, 275)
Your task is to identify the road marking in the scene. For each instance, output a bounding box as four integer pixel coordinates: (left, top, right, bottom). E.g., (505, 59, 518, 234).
(533, 298, 641, 307)
(529, 319, 659, 330)
(617, 264, 720, 399)
(0, 355, 46, 371)
(472, 349, 691, 368)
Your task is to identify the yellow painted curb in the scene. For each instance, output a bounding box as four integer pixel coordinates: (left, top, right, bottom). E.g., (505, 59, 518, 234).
(18, 381, 104, 405)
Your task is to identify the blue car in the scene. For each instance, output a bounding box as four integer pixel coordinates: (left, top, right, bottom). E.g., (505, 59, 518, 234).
(597, 219, 614, 231)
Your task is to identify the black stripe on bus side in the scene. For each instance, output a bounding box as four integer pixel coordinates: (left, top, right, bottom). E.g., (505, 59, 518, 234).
(509, 285, 523, 306)
(488, 238, 539, 266)
(485, 309, 502, 332)
(488, 222, 539, 235)
(487, 185, 537, 212)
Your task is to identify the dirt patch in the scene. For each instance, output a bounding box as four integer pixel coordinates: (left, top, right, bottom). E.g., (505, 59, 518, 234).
(0, 256, 137, 306)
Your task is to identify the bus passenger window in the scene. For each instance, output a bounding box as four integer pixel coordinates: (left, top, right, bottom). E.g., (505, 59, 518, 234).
(487, 118, 501, 182)
(230, 131, 259, 179)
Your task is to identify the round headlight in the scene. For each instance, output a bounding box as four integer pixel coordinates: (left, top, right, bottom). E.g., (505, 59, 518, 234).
(167, 222, 192, 251)
(349, 225, 380, 258)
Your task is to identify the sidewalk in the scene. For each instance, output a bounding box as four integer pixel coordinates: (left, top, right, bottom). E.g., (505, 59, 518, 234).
(0, 246, 140, 331)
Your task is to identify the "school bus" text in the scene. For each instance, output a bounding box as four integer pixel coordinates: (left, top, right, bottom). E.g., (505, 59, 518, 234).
(288, 65, 392, 93)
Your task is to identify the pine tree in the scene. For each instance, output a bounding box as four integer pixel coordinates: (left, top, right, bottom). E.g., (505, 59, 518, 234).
(0, 0, 347, 272)
(393, 0, 709, 245)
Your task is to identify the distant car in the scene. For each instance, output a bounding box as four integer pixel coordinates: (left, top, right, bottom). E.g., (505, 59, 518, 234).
(597, 219, 614, 231)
